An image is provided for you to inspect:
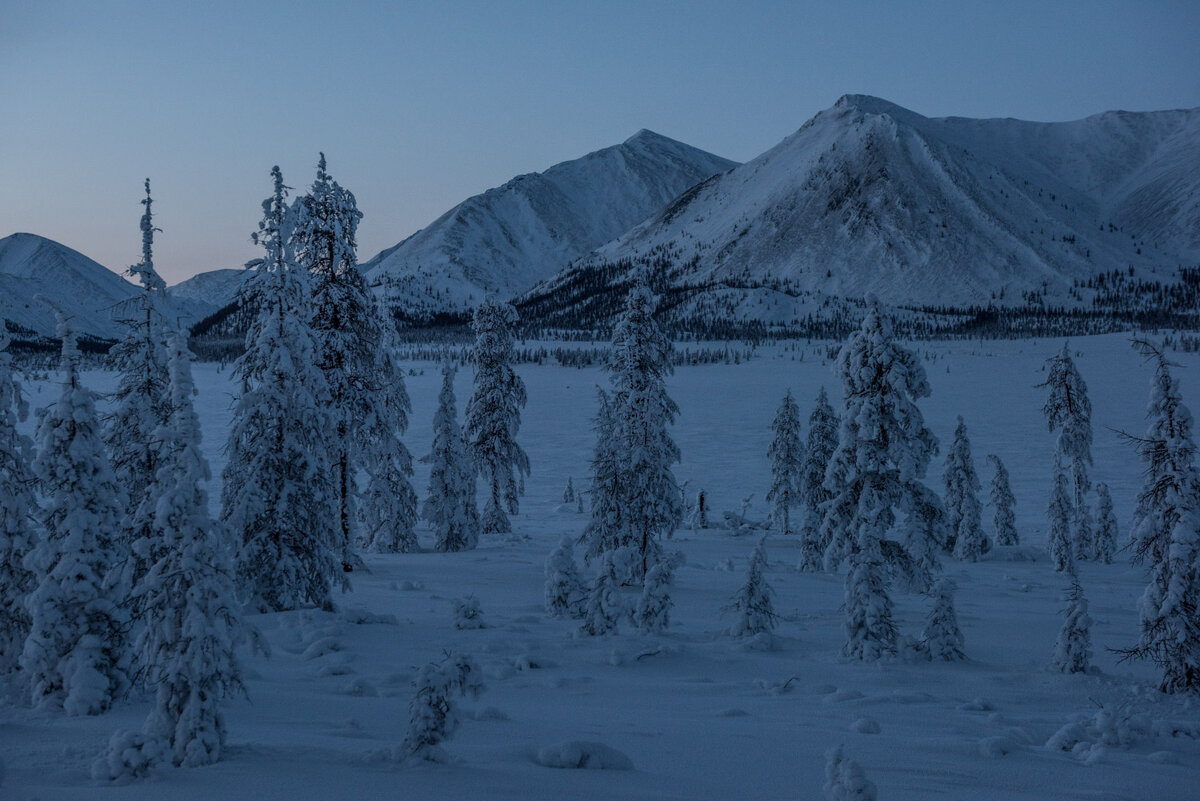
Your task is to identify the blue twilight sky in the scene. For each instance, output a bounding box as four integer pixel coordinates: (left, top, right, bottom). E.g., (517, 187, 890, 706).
(2, 0, 1199, 285)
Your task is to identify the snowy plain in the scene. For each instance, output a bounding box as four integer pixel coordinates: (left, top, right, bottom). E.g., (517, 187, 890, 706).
(2, 332, 1198, 800)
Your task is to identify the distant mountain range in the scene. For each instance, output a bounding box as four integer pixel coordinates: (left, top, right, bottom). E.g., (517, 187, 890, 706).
(6, 96, 1198, 347)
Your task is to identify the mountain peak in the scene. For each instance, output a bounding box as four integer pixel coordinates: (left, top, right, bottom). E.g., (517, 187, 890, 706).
(623, 128, 672, 147)
(834, 94, 925, 120)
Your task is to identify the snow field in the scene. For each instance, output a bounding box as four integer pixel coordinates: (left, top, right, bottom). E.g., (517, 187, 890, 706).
(3, 332, 1198, 799)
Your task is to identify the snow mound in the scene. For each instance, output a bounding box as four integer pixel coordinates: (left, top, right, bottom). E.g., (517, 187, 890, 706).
(535, 741, 634, 770)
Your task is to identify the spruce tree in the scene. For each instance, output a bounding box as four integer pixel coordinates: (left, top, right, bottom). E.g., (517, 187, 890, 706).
(987, 454, 1018, 546)
(944, 417, 985, 561)
(823, 744, 877, 801)
(920, 577, 965, 661)
(359, 306, 418, 554)
(1053, 573, 1092, 674)
(293, 154, 375, 570)
(766, 389, 805, 536)
(798, 387, 838, 571)
(106, 179, 171, 590)
(401, 652, 484, 762)
(22, 320, 129, 714)
(0, 334, 38, 673)
(1094, 482, 1117, 564)
(1041, 344, 1094, 560)
(464, 298, 529, 536)
(423, 364, 480, 552)
(728, 536, 776, 640)
(608, 275, 682, 580)
(221, 167, 341, 612)
(1122, 344, 1200, 693)
(580, 549, 625, 636)
(635, 558, 674, 633)
(544, 537, 585, 619)
(130, 332, 246, 767)
(1047, 468, 1074, 573)
(821, 304, 939, 659)
(579, 389, 623, 564)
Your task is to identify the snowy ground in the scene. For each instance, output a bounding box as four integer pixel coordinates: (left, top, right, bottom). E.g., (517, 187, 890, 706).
(3, 333, 1199, 800)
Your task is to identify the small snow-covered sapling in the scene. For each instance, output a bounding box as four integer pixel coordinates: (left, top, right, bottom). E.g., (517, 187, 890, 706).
(401, 651, 485, 762)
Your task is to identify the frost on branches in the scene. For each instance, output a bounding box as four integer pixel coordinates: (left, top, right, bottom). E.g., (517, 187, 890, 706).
(221, 167, 342, 613)
(1121, 343, 1200, 693)
(944, 417, 986, 562)
(987, 454, 1018, 546)
(765, 389, 805, 536)
(820, 304, 940, 659)
(105, 179, 172, 592)
(1041, 344, 1095, 560)
(293, 154, 376, 570)
(21, 321, 129, 714)
(423, 363, 480, 552)
(359, 303, 418, 554)
(464, 298, 530, 536)
(0, 334, 38, 673)
(798, 387, 838, 571)
(114, 333, 248, 773)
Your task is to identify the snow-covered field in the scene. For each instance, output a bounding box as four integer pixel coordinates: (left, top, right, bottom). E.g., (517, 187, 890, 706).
(3, 333, 1198, 800)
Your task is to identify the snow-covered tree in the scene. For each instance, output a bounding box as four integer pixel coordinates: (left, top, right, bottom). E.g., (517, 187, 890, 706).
(635, 557, 674, 633)
(944, 417, 985, 561)
(607, 275, 682, 579)
(987, 454, 1018, 546)
(563, 477, 575, 504)
(221, 167, 341, 612)
(820, 304, 939, 659)
(21, 320, 129, 714)
(1053, 573, 1092, 674)
(798, 387, 839, 571)
(728, 536, 775, 640)
(766, 389, 805, 536)
(1047, 469, 1074, 573)
(423, 363, 480, 552)
(358, 307, 418, 554)
(401, 652, 484, 762)
(293, 153, 375, 570)
(452, 595, 485, 630)
(1122, 344, 1200, 693)
(464, 298, 530, 536)
(919, 577, 965, 661)
(544, 536, 585, 619)
(1094, 482, 1117, 564)
(1041, 344, 1094, 560)
(823, 744, 877, 801)
(580, 549, 626, 636)
(0, 334, 38, 673)
(106, 179, 171, 589)
(127, 332, 247, 767)
(579, 389, 623, 564)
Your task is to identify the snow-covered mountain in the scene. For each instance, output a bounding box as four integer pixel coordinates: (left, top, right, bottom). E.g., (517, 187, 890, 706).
(0, 233, 220, 341)
(526, 96, 1200, 323)
(169, 268, 251, 320)
(360, 130, 737, 319)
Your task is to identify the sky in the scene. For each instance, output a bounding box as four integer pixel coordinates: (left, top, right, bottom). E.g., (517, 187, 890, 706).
(2, 0, 1199, 285)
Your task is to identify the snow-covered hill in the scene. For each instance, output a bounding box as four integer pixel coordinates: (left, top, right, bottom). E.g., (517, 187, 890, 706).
(360, 130, 737, 319)
(0, 233, 221, 341)
(528, 96, 1200, 320)
(169, 268, 251, 319)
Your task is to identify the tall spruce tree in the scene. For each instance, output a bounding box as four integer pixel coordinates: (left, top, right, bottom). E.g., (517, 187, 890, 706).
(1053, 572, 1092, 674)
(820, 303, 940, 659)
(1041, 344, 1094, 560)
(359, 304, 419, 553)
(0, 334, 38, 673)
(798, 387, 838, 571)
(944, 417, 985, 561)
(106, 179, 172, 589)
(608, 275, 682, 580)
(1047, 468, 1074, 572)
(987, 454, 1018, 546)
(293, 154, 375, 570)
(22, 319, 129, 714)
(464, 299, 529, 536)
(1122, 344, 1200, 693)
(579, 389, 623, 564)
(1094, 482, 1117, 564)
(131, 332, 246, 766)
(423, 363, 480, 552)
(766, 389, 805, 536)
(221, 167, 341, 612)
